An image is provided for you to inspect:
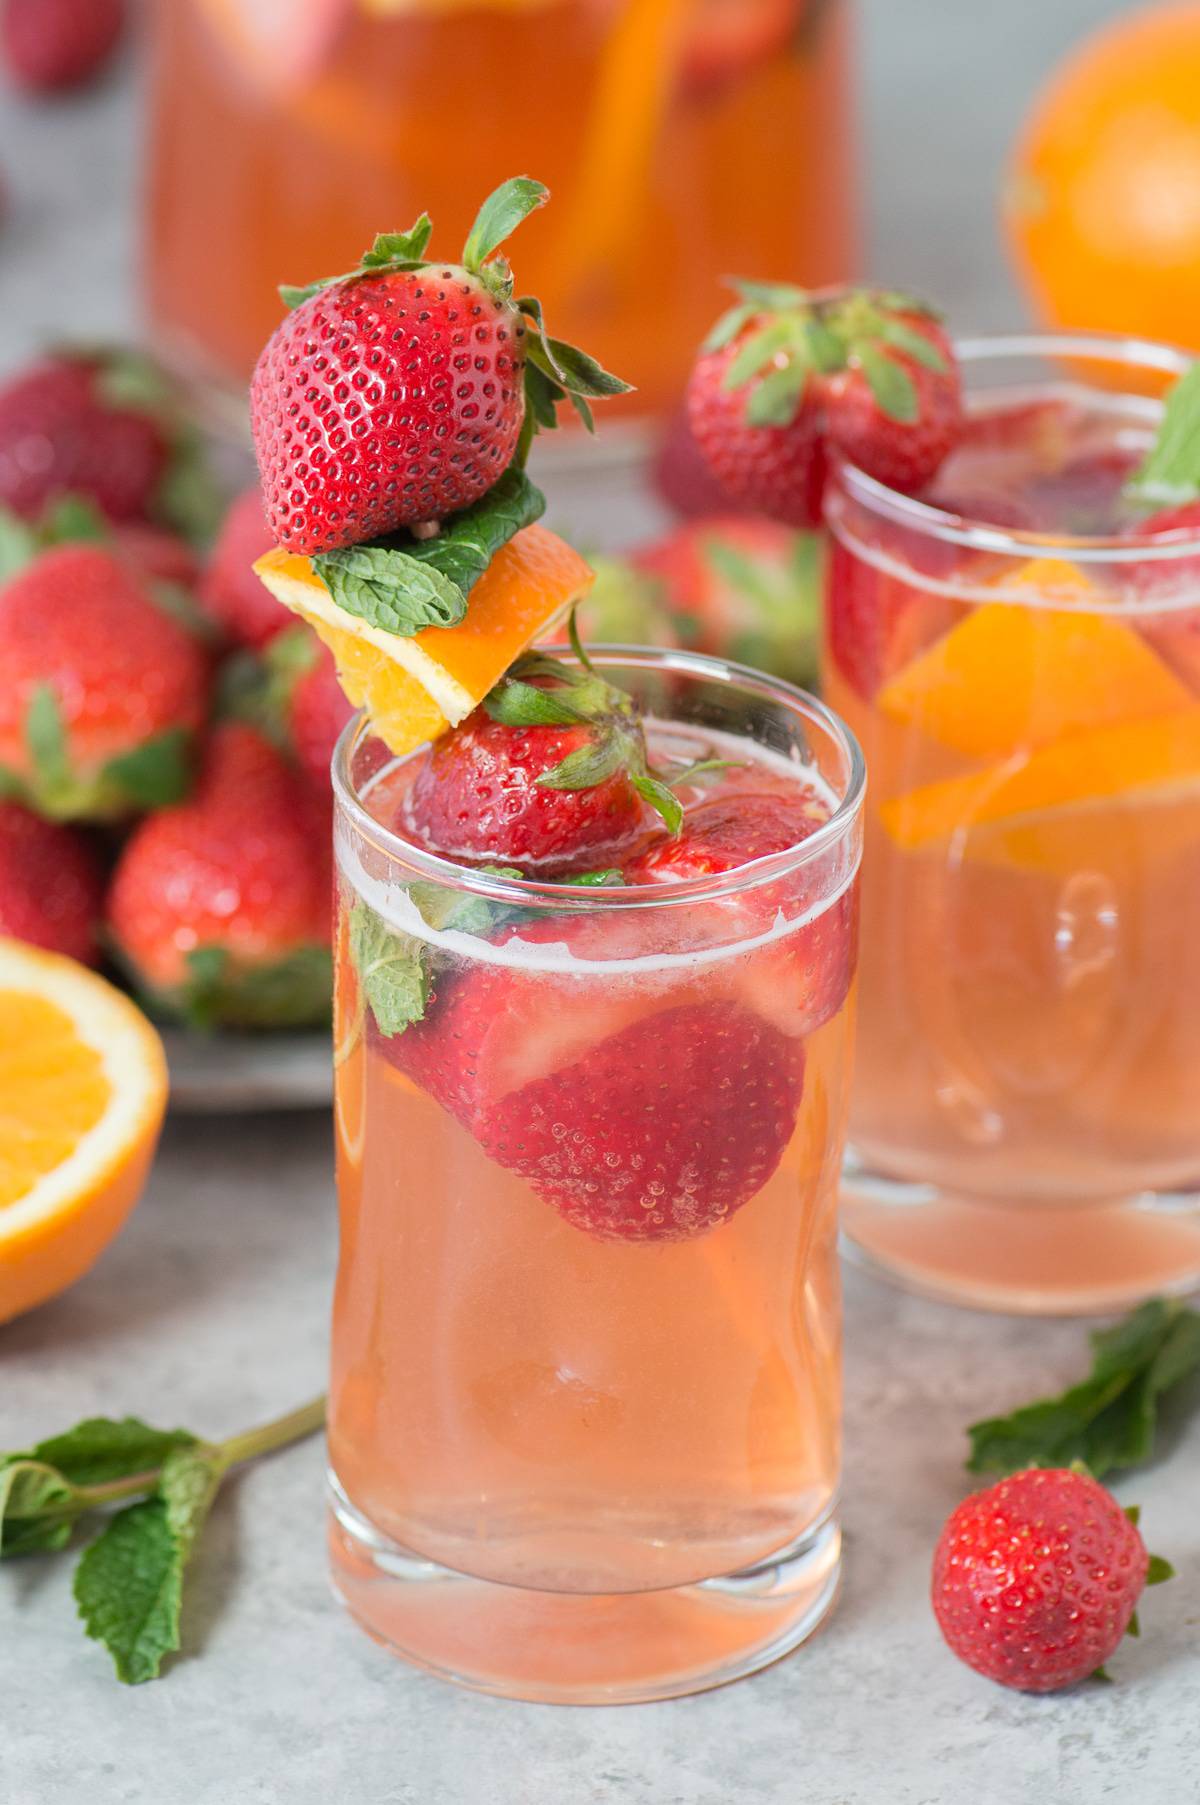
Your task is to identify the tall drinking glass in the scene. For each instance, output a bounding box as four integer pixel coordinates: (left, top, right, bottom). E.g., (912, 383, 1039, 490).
(824, 333, 1200, 1313)
(327, 649, 863, 1702)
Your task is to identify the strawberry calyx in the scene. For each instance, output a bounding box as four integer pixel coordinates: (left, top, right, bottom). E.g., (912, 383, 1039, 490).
(127, 942, 334, 1034)
(1, 684, 194, 822)
(277, 176, 632, 458)
(705, 281, 947, 430)
(482, 617, 686, 833)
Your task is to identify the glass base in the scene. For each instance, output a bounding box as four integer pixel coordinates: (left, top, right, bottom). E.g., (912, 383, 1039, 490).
(840, 1158, 1200, 1315)
(327, 1477, 841, 1704)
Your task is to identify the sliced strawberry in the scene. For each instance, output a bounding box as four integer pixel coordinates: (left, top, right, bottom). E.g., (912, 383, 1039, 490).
(824, 529, 965, 701)
(623, 789, 827, 884)
(479, 999, 806, 1242)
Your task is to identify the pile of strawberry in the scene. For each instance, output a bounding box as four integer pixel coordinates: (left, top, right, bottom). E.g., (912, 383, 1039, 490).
(0, 347, 345, 1029)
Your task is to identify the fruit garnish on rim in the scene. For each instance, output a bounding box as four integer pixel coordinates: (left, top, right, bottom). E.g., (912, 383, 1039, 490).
(686, 283, 963, 527)
(251, 175, 630, 759)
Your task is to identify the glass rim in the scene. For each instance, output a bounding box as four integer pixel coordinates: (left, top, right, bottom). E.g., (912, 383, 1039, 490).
(832, 327, 1200, 567)
(331, 645, 866, 912)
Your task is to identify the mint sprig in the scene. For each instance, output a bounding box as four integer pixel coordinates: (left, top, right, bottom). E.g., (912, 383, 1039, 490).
(1126, 362, 1200, 507)
(967, 1298, 1200, 1478)
(312, 466, 546, 638)
(1, 1400, 324, 1684)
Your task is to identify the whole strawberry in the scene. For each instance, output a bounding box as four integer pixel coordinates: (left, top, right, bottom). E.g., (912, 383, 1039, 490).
(2, 0, 124, 93)
(0, 544, 207, 820)
(107, 723, 333, 1029)
(632, 514, 823, 688)
(400, 642, 683, 876)
(251, 177, 629, 554)
(687, 284, 961, 527)
(932, 1468, 1160, 1693)
(0, 354, 168, 524)
(200, 486, 285, 649)
(0, 800, 102, 964)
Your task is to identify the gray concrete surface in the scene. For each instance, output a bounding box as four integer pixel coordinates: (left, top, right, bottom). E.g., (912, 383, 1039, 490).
(3, 4, 1199, 1802)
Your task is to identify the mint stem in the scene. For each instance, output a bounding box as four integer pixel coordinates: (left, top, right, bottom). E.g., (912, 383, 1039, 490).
(213, 1396, 326, 1472)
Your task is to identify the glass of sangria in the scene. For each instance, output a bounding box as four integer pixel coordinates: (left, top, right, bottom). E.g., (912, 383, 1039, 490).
(143, 0, 855, 424)
(326, 647, 863, 1702)
(825, 331, 1200, 1314)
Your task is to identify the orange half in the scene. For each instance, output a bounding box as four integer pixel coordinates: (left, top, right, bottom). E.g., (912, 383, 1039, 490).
(254, 524, 594, 758)
(878, 560, 1194, 759)
(0, 939, 168, 1324)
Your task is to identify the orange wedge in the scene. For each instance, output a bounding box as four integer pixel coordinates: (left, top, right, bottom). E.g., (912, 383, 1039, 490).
(254, 524, 594, 758)
(0, 939, 168, 1324)
(878, 559, 1194, 759)
(879, 706, 1200, 874)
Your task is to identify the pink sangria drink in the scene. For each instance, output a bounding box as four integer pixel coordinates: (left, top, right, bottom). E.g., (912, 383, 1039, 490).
(327, 648, 863, 1702)
(825, 332, 1200, 1313)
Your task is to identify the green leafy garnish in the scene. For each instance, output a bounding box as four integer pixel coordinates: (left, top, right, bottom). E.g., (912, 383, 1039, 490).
(2, 1400, 324, 1684)
(482, 629, 688, 835)
(1126, 362, 1200, 507)
(312, 467, 546, 637)
(347, 901, 431, 1041)
(967, 1299, 1200, 1478)
(706, 282, 943, 430)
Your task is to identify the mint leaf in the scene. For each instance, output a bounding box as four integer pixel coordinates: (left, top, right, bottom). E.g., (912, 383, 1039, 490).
(558, 869, 623, 887)
(102, 726, 194, 812)
(855, 343, 919, 424)
(408, 867, 523, 940)
(349, 902, 430, 1039)
(21, 1417, 196, 1488)
(74, 1498, 184, 1685)
(967, 1299, 1200, 1478)
(1, 1460, 76, 1558)
(397, 467, 545, 596)
(1127, 363, 1200, 505)
(463, 177, 548, 274)
(160, 1446, 224, 1565)
(313, 544, 466, 636)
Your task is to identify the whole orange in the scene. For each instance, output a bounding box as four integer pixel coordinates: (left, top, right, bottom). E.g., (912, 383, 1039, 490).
(1006, 3, 1200, 350)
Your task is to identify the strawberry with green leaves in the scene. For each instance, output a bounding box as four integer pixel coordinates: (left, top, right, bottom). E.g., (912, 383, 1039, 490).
(199, 485, 284, 649)
(251, 177, 630, 555)
(400, 631, 687, 876)
(0, 543, 208, 820)
(933, 1467, 1169, 1693)
(687, 284, 962, 527)
(0, 348, 220, 539)
(631, 514, 824, 688)
(107, 723, 333, 1029)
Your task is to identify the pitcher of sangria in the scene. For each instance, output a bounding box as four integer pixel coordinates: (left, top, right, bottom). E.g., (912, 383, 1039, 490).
(143, 0, 855, 422)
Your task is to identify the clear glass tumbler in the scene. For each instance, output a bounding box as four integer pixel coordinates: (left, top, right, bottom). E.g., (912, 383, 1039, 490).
(825, 332, 1200, 1314)
(326, 649, 863, 1702)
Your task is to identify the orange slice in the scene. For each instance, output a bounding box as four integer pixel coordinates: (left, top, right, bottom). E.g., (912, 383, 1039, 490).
(254, 524, 593, 757)
(879, 706, 1200, 874)
(0, 939, 168, 1324)
(878, 559, 1194, 759)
